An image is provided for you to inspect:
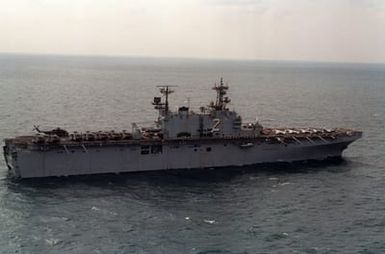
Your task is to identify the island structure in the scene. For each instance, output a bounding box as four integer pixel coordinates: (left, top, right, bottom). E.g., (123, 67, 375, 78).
(3, 78, 362, 178)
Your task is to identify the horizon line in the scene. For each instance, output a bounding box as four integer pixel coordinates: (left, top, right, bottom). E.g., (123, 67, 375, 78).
(1, 51, 384, 66)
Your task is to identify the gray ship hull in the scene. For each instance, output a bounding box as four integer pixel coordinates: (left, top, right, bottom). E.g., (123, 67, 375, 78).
(3, 134, 359, 178)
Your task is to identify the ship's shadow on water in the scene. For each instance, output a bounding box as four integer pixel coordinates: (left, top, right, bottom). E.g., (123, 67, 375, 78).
(6, 158, 350, 190)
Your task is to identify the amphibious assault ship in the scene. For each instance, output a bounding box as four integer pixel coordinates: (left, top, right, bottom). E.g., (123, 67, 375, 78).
(3, 79, 362, 178)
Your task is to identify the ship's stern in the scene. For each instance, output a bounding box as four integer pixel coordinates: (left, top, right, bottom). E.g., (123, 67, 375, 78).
(3, 139, 21, 177)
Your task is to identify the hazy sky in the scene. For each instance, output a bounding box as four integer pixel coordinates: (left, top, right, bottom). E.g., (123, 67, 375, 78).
(1, 0, 385, 63)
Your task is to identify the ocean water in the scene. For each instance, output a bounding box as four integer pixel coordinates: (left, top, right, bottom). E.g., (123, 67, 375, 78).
(0, 54, 384, 254)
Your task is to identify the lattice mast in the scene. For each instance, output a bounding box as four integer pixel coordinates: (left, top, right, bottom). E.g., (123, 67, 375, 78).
(152, 85, 176, 115)
(211, 77, 231, 110)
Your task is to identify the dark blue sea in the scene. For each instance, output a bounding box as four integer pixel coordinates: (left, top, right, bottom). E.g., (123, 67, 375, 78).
(0, 54, 384, 254)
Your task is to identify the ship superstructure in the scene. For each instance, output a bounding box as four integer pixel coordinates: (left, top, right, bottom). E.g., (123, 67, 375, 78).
(151, 79, 262, 140)
(3, 79, 362, 178)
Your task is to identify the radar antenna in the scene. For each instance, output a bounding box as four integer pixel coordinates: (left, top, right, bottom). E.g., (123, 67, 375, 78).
(210, 77, 231, 110)
(153, 85, 177, 114)
(33, 125, 41, 133)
